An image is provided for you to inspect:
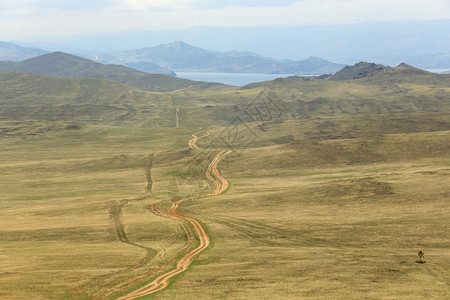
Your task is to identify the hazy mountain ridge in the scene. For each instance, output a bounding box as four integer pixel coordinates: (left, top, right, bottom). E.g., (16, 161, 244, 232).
(121, 61, 176, 76)
(1, 40, 344, 76)
(102, 41, 345, 75)
(0, 51, 225, 92)
(16, 20, 449, 68)
(0, 41, 176, 76)
(0, 41, 48, 61)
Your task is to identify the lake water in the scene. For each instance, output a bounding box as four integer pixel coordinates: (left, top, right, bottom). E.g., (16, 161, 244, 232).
(176, 72, 296, 86)
(177, 69, 450, 86)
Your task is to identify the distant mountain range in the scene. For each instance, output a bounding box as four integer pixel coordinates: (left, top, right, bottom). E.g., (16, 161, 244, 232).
(1, 39, 442, 94)
(12, 20, 449, 68)
(98, 41, 344, 75)
(0, 41, 48, 61)
(0, 51, 224, 92)
(0, 41, 175, 76)
(1, 40, 345, 76)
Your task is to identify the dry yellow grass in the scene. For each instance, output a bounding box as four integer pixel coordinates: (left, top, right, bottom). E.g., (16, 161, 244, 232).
(0, 119, 449, 299)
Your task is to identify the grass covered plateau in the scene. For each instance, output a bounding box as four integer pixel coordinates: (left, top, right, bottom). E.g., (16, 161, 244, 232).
(0, 67, 449, 299)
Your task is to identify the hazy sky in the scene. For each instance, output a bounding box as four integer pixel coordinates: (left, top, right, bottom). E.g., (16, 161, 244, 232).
(1, 0, 449, 40)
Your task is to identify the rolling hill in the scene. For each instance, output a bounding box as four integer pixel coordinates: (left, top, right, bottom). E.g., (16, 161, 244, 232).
(0, 51, 226, 92)
(101, 41, 345, 75)
(328, 61, 433, 81)
(328, 62, 388, 81)
(1, 61, 449, 129)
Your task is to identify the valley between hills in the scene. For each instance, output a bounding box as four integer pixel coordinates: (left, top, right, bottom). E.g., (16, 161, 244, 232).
(0, 53, 449, 299)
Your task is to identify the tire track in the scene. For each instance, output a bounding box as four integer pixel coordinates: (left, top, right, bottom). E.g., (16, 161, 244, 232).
(206, 150, 232, 195)
(117, 145, 231, 299)
(167, 95, 179, 128)
(117, 198, 210, 299)
(188, 129, 211, 150)
(110, 200, 157, 267)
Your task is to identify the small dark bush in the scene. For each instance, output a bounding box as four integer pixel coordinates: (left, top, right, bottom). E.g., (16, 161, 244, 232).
(416, 250, 426, 264)
(65, 124, 82, 130)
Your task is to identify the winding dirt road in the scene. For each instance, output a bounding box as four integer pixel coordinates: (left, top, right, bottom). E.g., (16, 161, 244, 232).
(117, 198, 210, 299)
(188, 130, 211, 150)
(206, 150, 232, 195)
(117, 140, 231, 299)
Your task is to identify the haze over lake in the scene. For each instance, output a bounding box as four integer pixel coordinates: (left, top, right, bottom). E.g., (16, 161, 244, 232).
(176, 72, 297, 85)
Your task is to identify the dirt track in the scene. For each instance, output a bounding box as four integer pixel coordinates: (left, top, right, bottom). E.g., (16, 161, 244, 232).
(206, 150, 232, 195)
(117, 138, 230, 299)
(116, 197, 210, 299)
(188, 130, 211, 150)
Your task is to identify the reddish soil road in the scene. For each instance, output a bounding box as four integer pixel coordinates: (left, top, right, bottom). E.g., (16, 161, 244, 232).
(117, 148, 231, 299)
(206, 150, 232, 195)
(188, 130, 211, 150)
(116, 198, 210, 299)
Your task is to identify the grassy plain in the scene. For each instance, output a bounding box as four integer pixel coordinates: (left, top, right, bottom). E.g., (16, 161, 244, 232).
(0, 69, 449, 299)
(1, 117, 449, 299)
(153, 117, 450, 299)
(0, 124, 192, 298)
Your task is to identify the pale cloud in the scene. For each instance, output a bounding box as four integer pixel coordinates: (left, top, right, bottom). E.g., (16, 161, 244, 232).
(0, 0, 120, 11)
(286, 0, 450, 23)
(120, 0, 300, 10)
(0, 0, 449, 40)
(120, 0, 449, 27)
(121, 0, 190, 10)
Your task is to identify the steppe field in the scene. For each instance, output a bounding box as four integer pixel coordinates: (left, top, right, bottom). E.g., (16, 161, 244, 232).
(0, 66, 449, 299)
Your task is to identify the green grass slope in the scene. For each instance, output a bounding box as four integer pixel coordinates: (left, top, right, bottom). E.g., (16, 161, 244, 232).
(242, 67, 450, 120)
(0, 71, 181, 127)
(2, 65, 448, 130)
